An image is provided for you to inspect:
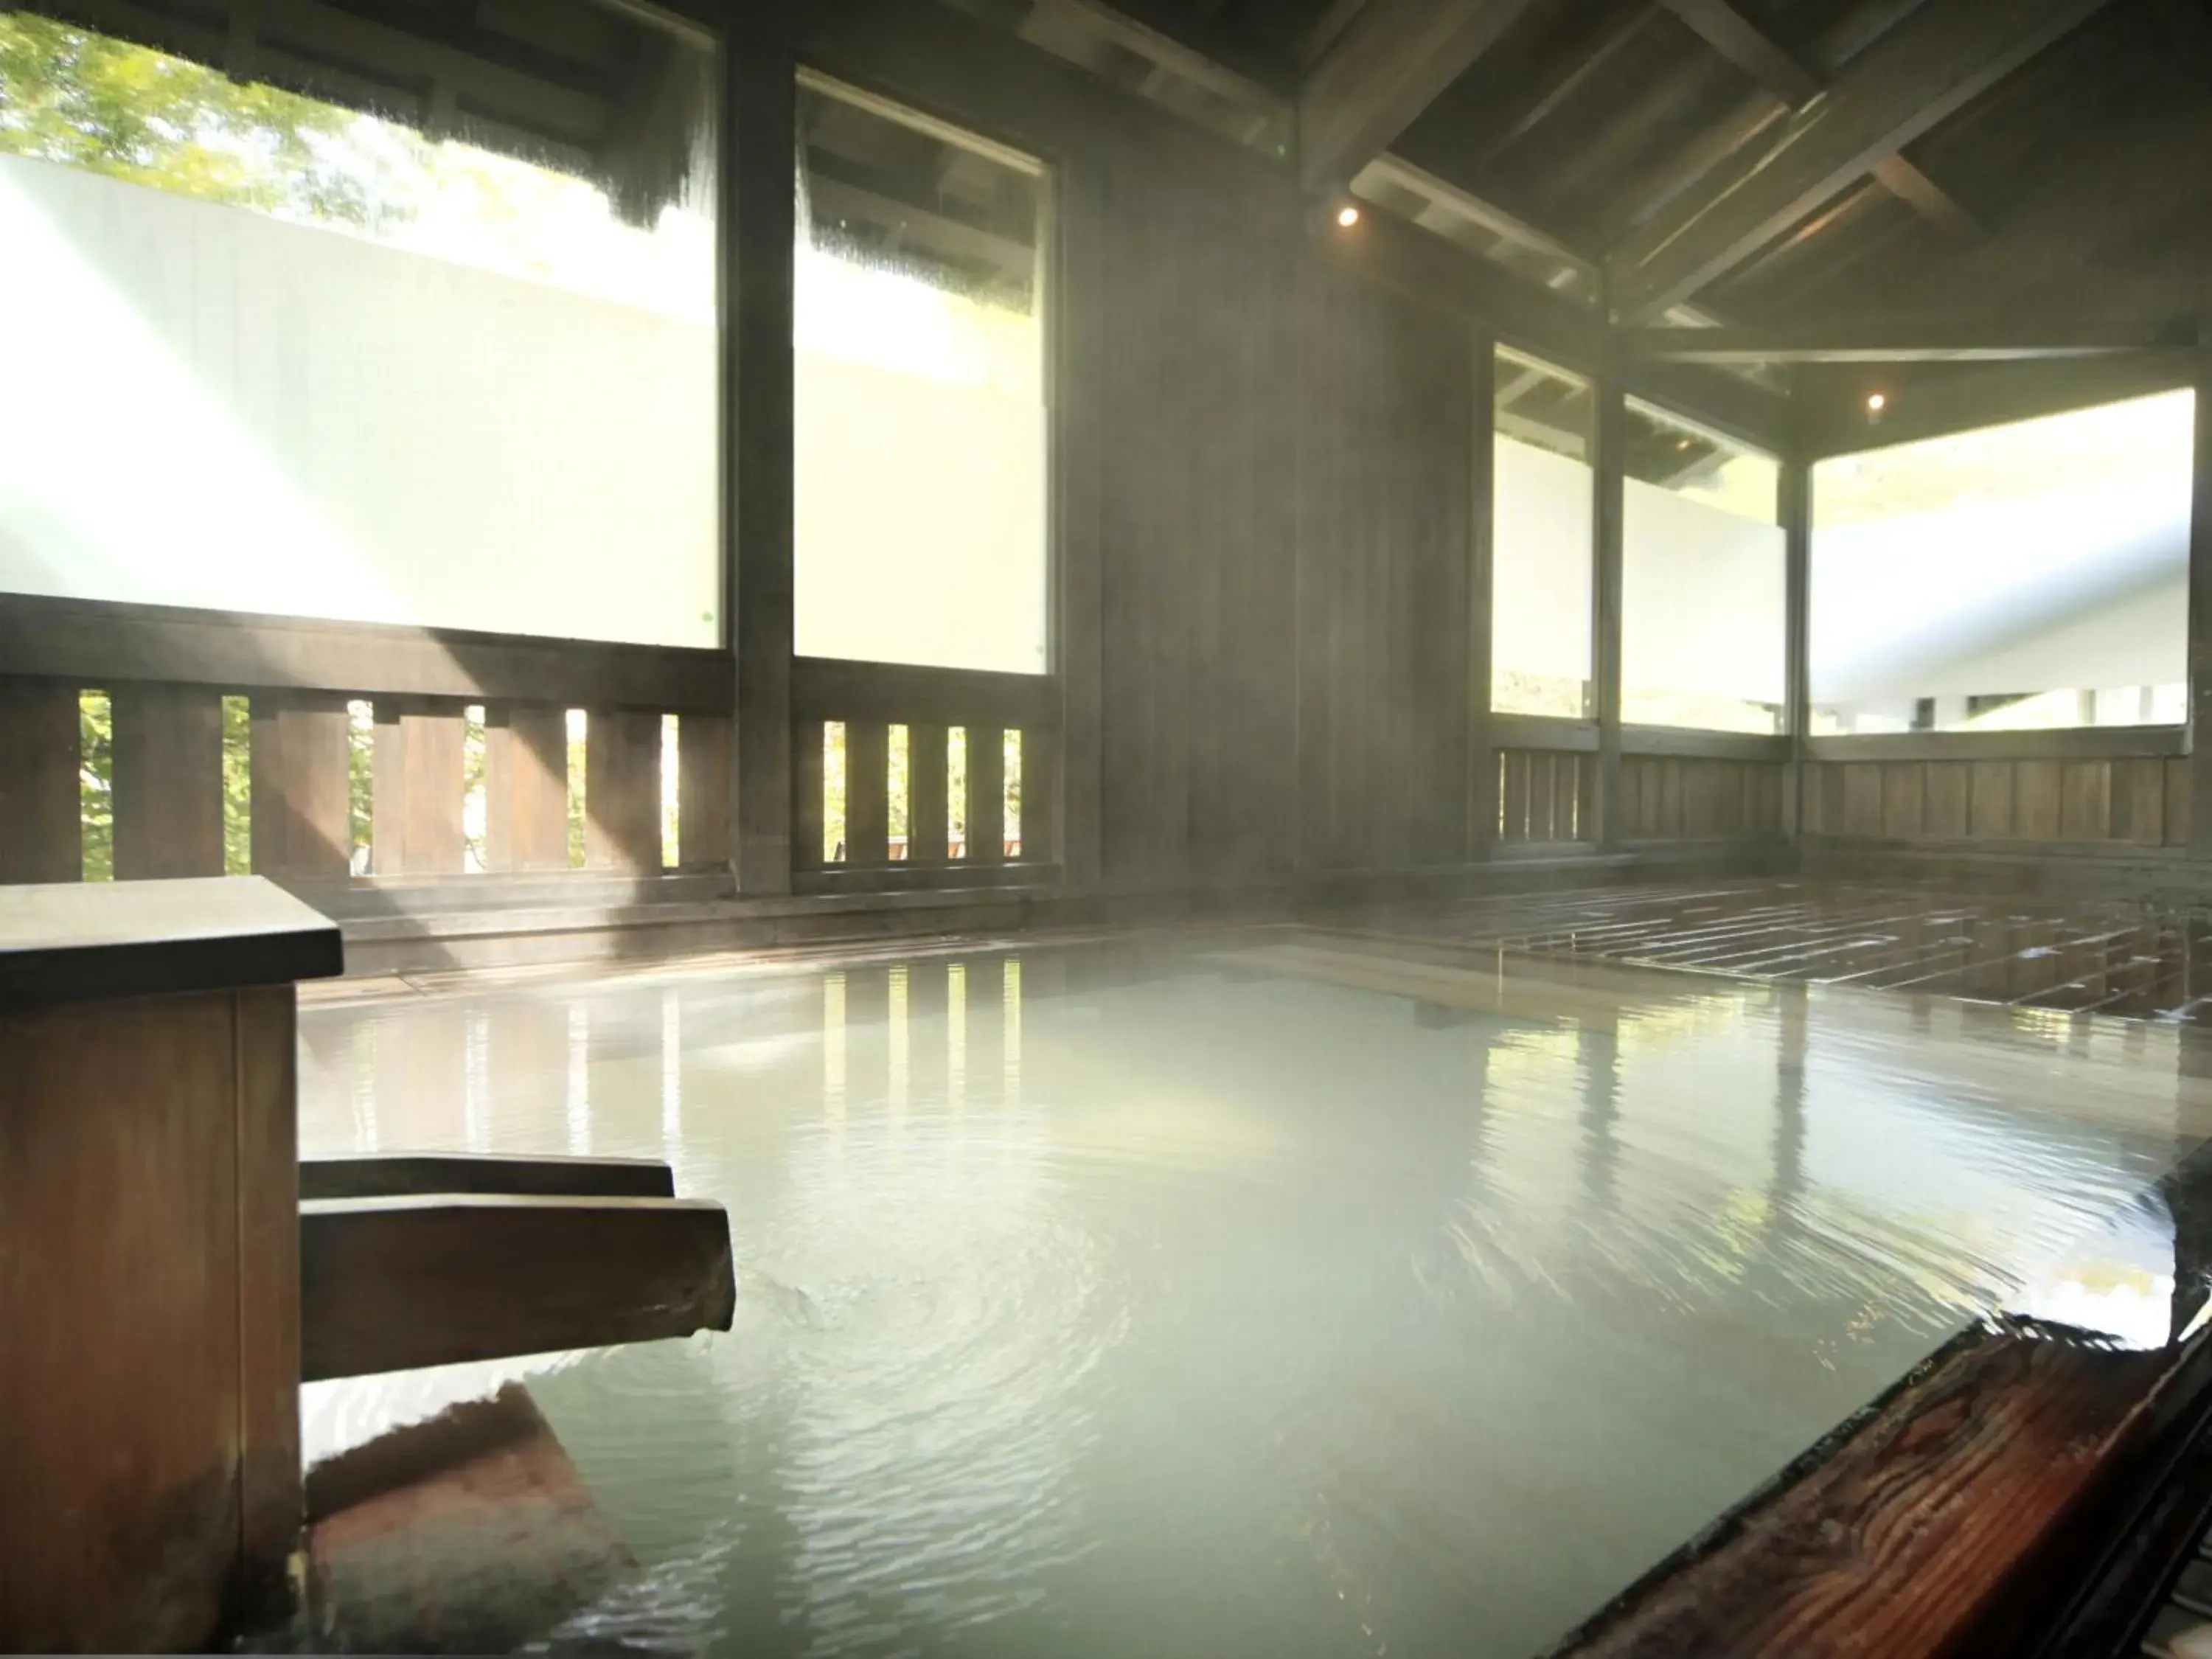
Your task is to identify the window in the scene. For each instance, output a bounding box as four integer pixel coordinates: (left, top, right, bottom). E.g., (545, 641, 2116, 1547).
(0, 10, 719, 647)
(1811, 390, 2194, 734)
(1492, 349, 1593, 718)
(794, 73, 1048, 677)
(1622, 401, 1784, 733)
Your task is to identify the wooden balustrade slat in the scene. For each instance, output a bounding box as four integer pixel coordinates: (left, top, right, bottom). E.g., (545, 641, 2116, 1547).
(1500, 751, 1529, 841)
(1554, 753, 1582, 842)
(908, 722, 949, 865)
(1528, 752, 1557, 841)
(372, 701, 466, 877)
(844, 719, 890, 866)
(1023, 725, 1058, 863)
(792, 721, 825, 872)
(249, 692, 351, 883)
(677, 712, 731, 872)
(113, 684, 224, 881)
(484, 706, 568, 874)
(585, 709, 663, 873)
(967, 726, 1006, 866)
(0, 678, 82, 884)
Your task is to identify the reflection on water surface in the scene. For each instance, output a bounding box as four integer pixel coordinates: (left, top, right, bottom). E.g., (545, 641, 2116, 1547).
(298, 933, 2212, 1658)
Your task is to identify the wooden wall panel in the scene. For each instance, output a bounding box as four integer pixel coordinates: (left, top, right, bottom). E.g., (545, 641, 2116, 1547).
(2059, 759, 2111, 842)
(2015, 759, 2064, 841)
(1295, 262, 1470, 873)
(249, 692, 351, 883)
(1881, 763, 1925, 839)
(585, 709, 662, 873)
(0, 677, 81, 884)
(112, 683, 223, 881)
(1925, 763, 1969, 838)
(1809, 753, 2197, 853)
(1101, 137, 1301, 887)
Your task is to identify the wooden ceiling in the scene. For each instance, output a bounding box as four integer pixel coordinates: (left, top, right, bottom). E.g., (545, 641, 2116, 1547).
(1092, 0, 2212, 340)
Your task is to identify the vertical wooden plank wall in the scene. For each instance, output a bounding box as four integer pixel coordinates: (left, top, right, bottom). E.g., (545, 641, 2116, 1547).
(0, 678, 80, 883)
(1295, 262, 1472, 872)
(1804, 757, 2189, 848)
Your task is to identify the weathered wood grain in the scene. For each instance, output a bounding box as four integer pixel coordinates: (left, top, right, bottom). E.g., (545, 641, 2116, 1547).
(299, 1194, 736, 1381)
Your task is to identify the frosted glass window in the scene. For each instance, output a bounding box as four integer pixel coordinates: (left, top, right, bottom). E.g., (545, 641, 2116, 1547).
(1622, 401, 1784, 734)
(0, 12, 719, 647)
(1811, 390, 2194, 734)
(1492, 349, 1594, 717)
(795, 74, 1048, 677)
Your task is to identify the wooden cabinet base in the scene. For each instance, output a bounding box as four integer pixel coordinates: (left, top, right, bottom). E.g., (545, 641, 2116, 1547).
(0, 986, 302, 1652)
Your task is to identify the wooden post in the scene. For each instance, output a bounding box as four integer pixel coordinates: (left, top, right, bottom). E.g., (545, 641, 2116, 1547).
(112, 683, 224, 880)
(725, 13, 796, 895)
(1055, 156, 1106, 891)
(967, 727, 1006, 865)
(844, 718, 890, 866)
(1468, 336, 1498, 857)
(584, 708, 663, 873)
(0, 677, 81, 884)
(371, 700, 465, 876)
(1593, 378, 1627, 848)
(676, 712, 731, 873)
(2190, 349, 2212, 860)
(908, 721, 950, 865)
(1022, 724, 1059, 864)
(484, 705, 570, 874)
(1781, 453, 1812, 840)
(249, 692, 352, 883)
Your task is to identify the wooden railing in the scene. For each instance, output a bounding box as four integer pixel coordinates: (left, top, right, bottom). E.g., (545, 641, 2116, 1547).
(1803, 729, 2190, 849)
(791, 657, 1059, 891)
(0, 599, 1070, 899)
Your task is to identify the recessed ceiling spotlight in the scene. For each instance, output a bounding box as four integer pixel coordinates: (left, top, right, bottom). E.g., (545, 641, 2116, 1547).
(1336, 204, 1360, 229)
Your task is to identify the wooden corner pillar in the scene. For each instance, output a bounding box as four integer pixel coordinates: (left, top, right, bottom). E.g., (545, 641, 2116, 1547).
(2189, 348, 2212, 860)
(1467, 335, 1499, 855)
(1592, 375, 1627, 848)
(1781, 451, 1812, 840)
(724, 11, 796, 895)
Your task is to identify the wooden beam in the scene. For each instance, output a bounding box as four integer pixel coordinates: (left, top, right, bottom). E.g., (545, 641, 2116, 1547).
(299, 1154, 675, 1203)
(1660, 0, 1978, 236)
(726, 11, 796, 895)
(1607, 0, 2110, 322)
(299, 1194, 735, 1382)
(0, 594, 728, 710)
(1660, 0, 1819, 105)
(1298, 0, 1540, 194)
(1626, 319, 2192, 364)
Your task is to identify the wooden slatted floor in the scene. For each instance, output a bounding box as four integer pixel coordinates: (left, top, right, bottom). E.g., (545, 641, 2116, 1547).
(1364, 880, 2212, 1023)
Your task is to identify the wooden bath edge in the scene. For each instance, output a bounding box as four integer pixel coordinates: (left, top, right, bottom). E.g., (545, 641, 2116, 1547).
(1545, 1314, 2212, 1658)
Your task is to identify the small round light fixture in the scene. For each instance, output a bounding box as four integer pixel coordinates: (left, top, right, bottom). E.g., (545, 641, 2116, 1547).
(1866, 392, 1887, 413)
(1335, 204, 1361, 229)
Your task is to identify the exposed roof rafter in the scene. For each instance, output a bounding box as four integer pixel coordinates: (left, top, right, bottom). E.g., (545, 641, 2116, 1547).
(1297, 0, 1538, 194)
(1607, 0, 2109, 324)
